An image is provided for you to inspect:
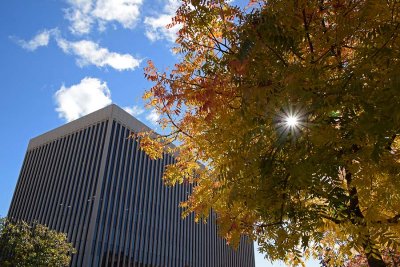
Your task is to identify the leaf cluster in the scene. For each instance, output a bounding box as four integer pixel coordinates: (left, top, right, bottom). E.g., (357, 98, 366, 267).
(0, 218, 75, 267)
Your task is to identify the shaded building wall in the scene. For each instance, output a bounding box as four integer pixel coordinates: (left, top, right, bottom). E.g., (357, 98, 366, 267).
(8, 105, 255, 267)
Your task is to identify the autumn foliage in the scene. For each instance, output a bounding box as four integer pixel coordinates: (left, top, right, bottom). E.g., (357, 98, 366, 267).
(141, 0, 400, 266)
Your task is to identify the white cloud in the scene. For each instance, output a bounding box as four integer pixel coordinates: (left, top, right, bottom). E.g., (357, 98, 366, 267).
(13, 29, 139, 71)
(123, 105, 144, 116)
(144, 15, 179, 42)
(64, 0, 94, 35)
(144, 0, 181, 42)
(14, 29, 55, 51)
(65, 0, 143, 35)
(93, 0, 142, 29)
(54, 77, 112, 122)
(145, 109, 160, 125)
(56, 38, 140, 71)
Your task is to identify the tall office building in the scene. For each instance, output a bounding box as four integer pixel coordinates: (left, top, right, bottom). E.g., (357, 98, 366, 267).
(8, 104, 255, 267)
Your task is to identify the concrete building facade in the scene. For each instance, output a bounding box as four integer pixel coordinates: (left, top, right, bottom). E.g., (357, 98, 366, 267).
(8, 104, 255, 267)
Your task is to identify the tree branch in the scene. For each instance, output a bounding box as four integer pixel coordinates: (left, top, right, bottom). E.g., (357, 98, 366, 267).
(256, 221, 283, 228)
(319, 213, 343, 224)
(372, 214, 400, 225)
(302, 9, 315, 58)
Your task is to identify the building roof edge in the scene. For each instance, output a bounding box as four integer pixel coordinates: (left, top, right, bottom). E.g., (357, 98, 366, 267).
(28, 104, 152, 150)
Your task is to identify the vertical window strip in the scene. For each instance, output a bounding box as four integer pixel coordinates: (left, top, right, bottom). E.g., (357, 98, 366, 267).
(35, 139, 59, 223)
(23, 144, 49, 221)
(54, 133, 78, 230)
(8, 149, 31, 219)
(36, 139, 60, 222)
(117, 127, 132, 265)
(162, 155, 170, 266)
(98, 122, 121, 266)
(74, 124, 99, 262)
(42, 137, 65, 224)
(64, 127, 91, 236)
(16, 148, 37, 220)
(48, 134, 73, 229)
(36, 140, 59, 221)
(136, 146, 151, 264)
(10, 149, 34, 219)
(154, 153, 167, 267)
(72, 123, 100, 267)
(143, 152, 156, 265)
(70, 126, 95, 254)
(92, 120, 116, 267)
(119, 132, 135, 266)
(105, 124, 126, 265)
(172, 161, 179, 267)
(150, 156, 159, 266)
(126, 137, 141, 267)
(68, 126, 93, 246)
(167, 154, 174, 267)
(79, 121, 107, 266)
(149, 156, 161, 266)
(22, 144, 48, 221)
(109, 126, 129, 265)
(131, 143, 147, 265)
(126, 136, 141, 266)
(182, 181, 188, 267)
(25, 143, 50, 222)
(55, 132, 81, 232)
(60, 129, 86, 234)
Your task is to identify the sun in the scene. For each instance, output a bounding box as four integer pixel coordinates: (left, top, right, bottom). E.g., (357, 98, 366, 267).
(285, 115, 299, 127)
(274, 106, 307, 141)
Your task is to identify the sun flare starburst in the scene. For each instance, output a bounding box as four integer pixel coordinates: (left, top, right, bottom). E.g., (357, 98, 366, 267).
(275, 106, 308, 141)
(285, 115, 299, 127)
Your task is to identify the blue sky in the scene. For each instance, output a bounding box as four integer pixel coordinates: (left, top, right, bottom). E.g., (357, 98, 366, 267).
(0, 1, 320, 266)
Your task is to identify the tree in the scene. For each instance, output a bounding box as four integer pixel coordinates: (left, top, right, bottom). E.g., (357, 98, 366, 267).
(0, 218, 75, 267)
(141, 0, 400, 266)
